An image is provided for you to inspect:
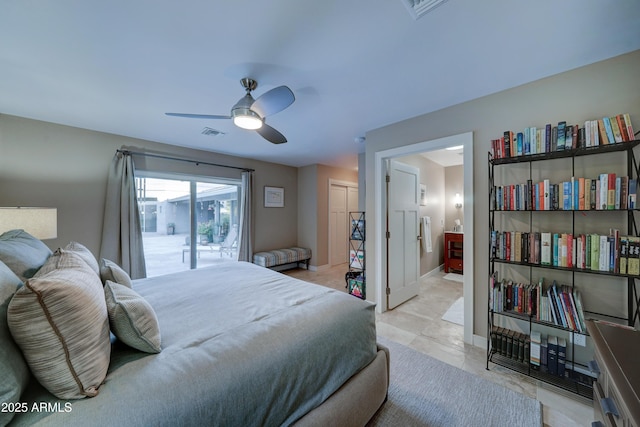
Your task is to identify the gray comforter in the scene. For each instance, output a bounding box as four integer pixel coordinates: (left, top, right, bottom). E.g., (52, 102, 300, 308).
(11, 262, 377, 426)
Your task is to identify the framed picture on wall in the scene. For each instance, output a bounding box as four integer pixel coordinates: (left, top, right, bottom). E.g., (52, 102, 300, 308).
(420, 184, 427, 206)
(264, 186, 284, 208)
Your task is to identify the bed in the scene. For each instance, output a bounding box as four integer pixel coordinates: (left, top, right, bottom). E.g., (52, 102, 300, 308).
(0, 230, 388, 427)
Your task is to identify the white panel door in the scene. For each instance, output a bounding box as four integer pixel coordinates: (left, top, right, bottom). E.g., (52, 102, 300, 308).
(387, 160, 420, 309)
(329, 184, 348, 266)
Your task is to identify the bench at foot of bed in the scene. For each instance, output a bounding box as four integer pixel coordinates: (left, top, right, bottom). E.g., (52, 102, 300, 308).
(253, 247, 311, 271)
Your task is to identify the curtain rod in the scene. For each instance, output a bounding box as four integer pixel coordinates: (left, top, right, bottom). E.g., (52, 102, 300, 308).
(116, 149, 255, 173)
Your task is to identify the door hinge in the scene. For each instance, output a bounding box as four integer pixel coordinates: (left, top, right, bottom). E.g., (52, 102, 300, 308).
(386, 231, 391, 239)
(386, 287, 391, 295)
(386, 175, 390, 183)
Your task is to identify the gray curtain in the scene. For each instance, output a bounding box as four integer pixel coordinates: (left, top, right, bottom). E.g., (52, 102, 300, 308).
(99, 152, 146, 279)
(237, 171, 253, 262)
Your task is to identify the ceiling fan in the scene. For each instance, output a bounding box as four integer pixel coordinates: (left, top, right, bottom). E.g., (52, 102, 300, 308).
(165, 78, 295, 144)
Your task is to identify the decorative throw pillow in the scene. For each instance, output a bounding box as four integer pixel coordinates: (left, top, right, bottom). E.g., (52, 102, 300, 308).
(100, 258, 133, 288)
(0, 229, 52, 281)
(65, 241, 100, 275)
(35, 248, 99, 281)
(0, 261, 29, 427)
(7, 261, 111, 399)
(104, 280, 161, 353)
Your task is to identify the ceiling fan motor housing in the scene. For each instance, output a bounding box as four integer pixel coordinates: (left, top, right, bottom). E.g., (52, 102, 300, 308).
(240, 78, 258, 92)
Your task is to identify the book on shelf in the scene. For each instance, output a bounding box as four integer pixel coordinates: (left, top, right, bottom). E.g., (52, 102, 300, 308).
(617, 114, 630, 141)
(490, 325, 498, 353)
(603, 117, 616, 144)
(599, 118, 611, 144)
(624, 113, 635, 140)
(540, 337, 548, 371)
(547, 336, 558, 375)
(628, 237, 640, 276)
(557, 338, 567, 377)
(573, 290, 587, 332)
(530, 331, 541, 367)
(557, 121, 566, 150)
(610, 116, 623, 143)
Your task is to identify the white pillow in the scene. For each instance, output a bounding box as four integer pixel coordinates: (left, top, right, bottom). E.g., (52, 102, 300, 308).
(104, 280, 161, 353)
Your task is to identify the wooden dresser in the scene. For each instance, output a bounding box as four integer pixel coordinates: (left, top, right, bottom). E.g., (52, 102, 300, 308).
(444, 232, 463, 273)
(587, 320, 640, 427)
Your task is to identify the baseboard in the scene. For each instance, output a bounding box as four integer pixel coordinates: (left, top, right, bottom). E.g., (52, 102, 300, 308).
(309, 263, 331, 272)
(420, 264, 444, 280)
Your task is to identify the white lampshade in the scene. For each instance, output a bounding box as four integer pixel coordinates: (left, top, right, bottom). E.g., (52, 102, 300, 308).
(0, 207, 58, 240)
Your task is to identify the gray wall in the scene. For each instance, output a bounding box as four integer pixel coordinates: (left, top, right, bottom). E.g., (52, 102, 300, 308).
(365, 49, 640, 338)
(444, 165, 464, 233)
(298, 163, 358, 268)
(0, 114, 299, 257)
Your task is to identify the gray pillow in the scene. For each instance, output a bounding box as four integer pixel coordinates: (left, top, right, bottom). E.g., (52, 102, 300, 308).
(0, 261, 29, 427)
(0, 229, 52, 281)
(8, 259, 111, 399)
(104, 280, 161, 353)
(100, 258, 133, 288)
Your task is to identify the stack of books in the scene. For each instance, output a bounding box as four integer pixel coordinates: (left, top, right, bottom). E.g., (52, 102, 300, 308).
(490, 274, 586, 333)
(492, 173, 637, 211)
(490, 229, 639, 275)
(490, 326, 530, 365)
(529, 332, 567, 378)
(491, 114, 636, 159)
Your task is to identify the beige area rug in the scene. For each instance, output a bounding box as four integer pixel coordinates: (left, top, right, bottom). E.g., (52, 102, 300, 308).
(368, 337, 542, 427)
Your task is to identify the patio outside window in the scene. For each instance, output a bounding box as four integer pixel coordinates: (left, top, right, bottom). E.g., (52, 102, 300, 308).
(135, 175, 240, 277)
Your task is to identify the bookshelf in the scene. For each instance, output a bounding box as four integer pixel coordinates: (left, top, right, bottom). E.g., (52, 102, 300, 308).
(486, 115, 640, 399)
(346, 212, 365, 299)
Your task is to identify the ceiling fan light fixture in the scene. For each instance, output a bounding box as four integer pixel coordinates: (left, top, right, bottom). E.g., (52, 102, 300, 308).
(232, 108, 262, 130)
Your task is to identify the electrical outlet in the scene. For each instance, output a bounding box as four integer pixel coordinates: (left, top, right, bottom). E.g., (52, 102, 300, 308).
(570, 333, 586, 347)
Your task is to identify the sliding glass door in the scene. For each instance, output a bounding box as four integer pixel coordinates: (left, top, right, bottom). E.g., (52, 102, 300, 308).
(135, 174, 240, 277)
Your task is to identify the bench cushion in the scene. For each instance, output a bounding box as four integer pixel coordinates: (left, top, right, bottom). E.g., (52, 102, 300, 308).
(253, 247, 311, 268)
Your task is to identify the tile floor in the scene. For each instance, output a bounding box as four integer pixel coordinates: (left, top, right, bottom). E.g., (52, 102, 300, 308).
(285, 264, 594, 427)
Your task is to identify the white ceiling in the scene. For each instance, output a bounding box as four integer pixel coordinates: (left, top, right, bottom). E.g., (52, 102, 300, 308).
(1, 1, 639, 170)
(421, 146, 463, 167)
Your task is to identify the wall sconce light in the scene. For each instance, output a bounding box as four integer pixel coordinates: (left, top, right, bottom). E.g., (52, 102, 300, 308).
(454, 193, 463, 209)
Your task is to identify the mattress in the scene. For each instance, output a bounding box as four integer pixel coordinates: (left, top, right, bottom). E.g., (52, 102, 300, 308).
(10, 261, 377, 426)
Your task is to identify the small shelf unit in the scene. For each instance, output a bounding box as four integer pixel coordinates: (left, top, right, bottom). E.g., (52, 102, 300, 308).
(346, 211, 365, 299)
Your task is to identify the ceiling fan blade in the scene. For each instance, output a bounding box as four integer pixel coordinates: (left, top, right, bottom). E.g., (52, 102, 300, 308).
(256, 123, 287, 144)
(251, 86, 295, 118)
(165, 113, 231, 120)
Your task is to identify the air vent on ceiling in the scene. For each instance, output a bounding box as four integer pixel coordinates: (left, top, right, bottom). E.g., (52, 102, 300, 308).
(401, 0, 448, 20)
(201, 127, 226, 137)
